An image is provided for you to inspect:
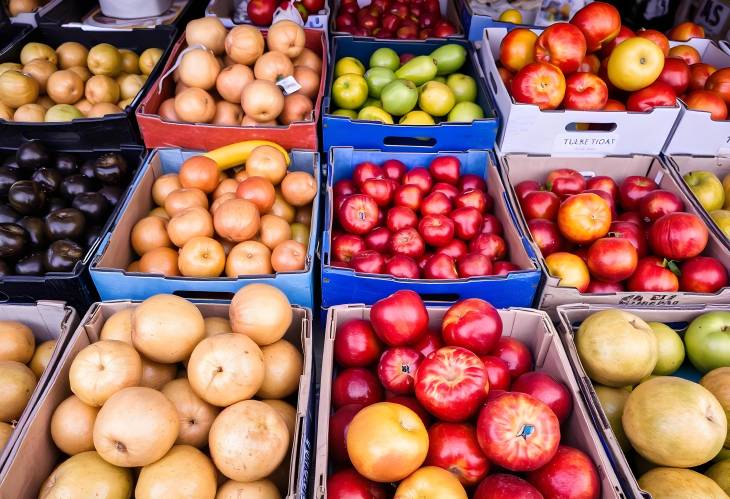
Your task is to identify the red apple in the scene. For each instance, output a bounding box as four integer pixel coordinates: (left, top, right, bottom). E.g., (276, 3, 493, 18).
(563, 72, 608, 110)
(426, 423, 490, 485)
(385, 254, 420, 279)
(456, 189, 489, 213)
(685, 90, 728, 120)
(364, 227, 391, 253)
(570, 1, 621, 52)
(385, 394, 432, 427)
(494, 261, 519, 275)
(423, 253, 458, 279)
(457, 253, 493, 277)
(436, 238, 468, 259)
(248, 0, 277, 25)
(411, 329, 443, 358)
(477, 392, 561, 471)
(578, 53, 600, 74)
(391, 227, 426, 259)
(370, 289, 428, 346)
(459, 174, 487, 192)
(689, 63, 717, 92)
(377, 347, 423, 395)
(511, 372, 573, 424)
(583, 189, 617, 217)
(475, 473, 544, 499)
(668, 21, 705, 41)
(387, 206, 418, 232)
(433, 19, 457, 37)
(382, 159, 407, 181)
(432, 182, 459, 203)
(658, 57, 690, 95)
(637, 29, 670, 56)
(528, 218, 563, 256)
(493, 337, 533, 377)
(586, 237, 638, 283)
(527, 446, 600, 499)
(331, 260, 351, 269)
(515, 180, 541, 201)
(626, 82, 677, 112)
(419, 214, 455, 247)
(627, 256, 680, 292)
(639, 189, 684, 222)
(417, 252, 432, 271)
(600, 25, 635, 57)
(335, 319, 383, 368)
(649, 212, 709, 260)
(332, 368, 383, 408)
(512, 62, 567, 110)
(616, 211, 645, 226)
(546, 169, 589, 196)
(334, 179, 358, 198)
(394, 184, 423, 211)
(608, 220, 648, 258)
(361, 178, 394, 207)
(429, 156, 461, 185)
(586, 279, 625, 293)
(480, 214, 504, 236)
(450, 207, 484, 240)
(586, 175, 619, 200)
(619, 176, 658, 211)
(403, 167, 433, 194)
(535, 23, 588, 75)
(335, 12, 356, 31)
(333, 234, 367, 263)
(442, 298, 503, 355)
(351, 250, 385, 274)
(353, 161, 384, 188)
(327, 468, 387, 499)
(329, 404, 364, 463)
(415, 346, 489, 422)
(480, 355, 511, 391)
(521, 190, 560, 220)
(470, 233, 507, 260)
(338, 195, 380, 235)
(679, 256, 728, 293)
(421, 191, 452, 216)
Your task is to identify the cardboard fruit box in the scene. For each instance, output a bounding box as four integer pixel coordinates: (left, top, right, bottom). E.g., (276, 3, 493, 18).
(0, 301, 78, 473)
(314, 304, 626, 498)
(479, 28, 682, 155)
(205, 0, 330, 34)
(136, 29, 327, 151)
(555, 303, 728, 499)
(500, 153, 730, 318)
(0, 299, 314, 499)
(89, 148, 320, 308)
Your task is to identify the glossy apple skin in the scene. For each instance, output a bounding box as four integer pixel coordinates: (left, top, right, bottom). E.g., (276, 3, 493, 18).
(421, 191, 452, 216)
(457, 253, 493, 277)
(442, 298, 503, 355)
(586, 237, 638, 283)
(352, 250, 386, 274)
(511, 62, 567, 110)
(394, 184, 423, 211)
(411, 330, 444, 359)
(578, 53, 600, 74)
(570, 1, 621, 52)
(370, 290, 428, 346)
(429, 156, 461, 185)
(529, 219, 563, 257)
(535, 23, 588, 75)
(335, 319, 383, 367)
(353, 162, 384, 188)
(385, 254, 420, 279)
(329, 404, 364, 463)
(423, 253, 458, 279)
(493, 337, 533, 378)
(685, 90, 728, 120)
(584, 188, 617, 218)
(658, 57, 690, 95)
(626, 81, 677, 112)
(587, 279, 625, 293)
(328, 468, 388, 499)
(557, 193, 612, 245)
(480, 355, 511, 391)
(527, 445, 601, 499)
(426, 423, 490, 485)
(500, 28, 539, 73)
(332, 368, 384, 408)
(600, 24, 634, 56)
(668, 21, 705, 41)
(649, 212, 709, 260)
(619, 176, 658, 211)
(545, 252, 591, 292)
(637, 28, 670, 56)
(415, 346, 489, 422)
(338, 194, 380, 235)
(639, 189, 685, 222)
(475, 473, 544, 499)
(515, 180, 541, 201)
(546, 169, 586, 197)
(616, 211, 645, 226)
(480, 214, 504, 236)
(522, 190, 560, 221)
(689, 63, 717, 92)
(609, 220, 649, 257)
(432, 183, 459, 203)
(563, 72, 609, 110)
(511, 372, 573, 424)
(419, 214, 455, 247)
(679, 256, 728, 293)
(361, 178, 394, 207)
(382, 159, 407, 181)
(334, 179, 358, 198)
(585, 176, 619, 201)
(385, 394, 432, 427)
(364, 227, 391, 253)
(669, 44, 701, 65)
(456, 189, 489, 213)
(436, 239, 468, 260)
(627, 256, 679, 292)
(390, 227, 426, 259)
(403, 167, 433, 194)
(459, 174, 487, 192)
(477, 392, 561, 472)
(470, 233, 507, 260)
(333, 234, 367, 263)
(494, 260, 520, 275)
(387, 206, 418, 232)
(377, 347, 423, 395)
(706, 67, 730, 105)
(450, 207, 483, 240)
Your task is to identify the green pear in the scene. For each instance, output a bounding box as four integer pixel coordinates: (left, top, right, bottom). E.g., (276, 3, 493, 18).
(365, 67, 396, 99)
(683, 170, 725, 211)
(394, 56, 438, 86)
(711, 210, 730, 238)
(381, 79, 418, 116)
(430, 44, 467, 75)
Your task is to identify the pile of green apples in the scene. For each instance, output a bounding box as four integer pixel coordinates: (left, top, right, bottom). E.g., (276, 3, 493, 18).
(683, 170, 730, 239)
(329, 45, 485, 125)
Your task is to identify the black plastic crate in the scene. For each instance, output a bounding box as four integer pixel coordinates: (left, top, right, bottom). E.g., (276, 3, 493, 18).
(0, 145, 146, 314)
(0, 23, 177, 148)
(0, 4, 32, 53)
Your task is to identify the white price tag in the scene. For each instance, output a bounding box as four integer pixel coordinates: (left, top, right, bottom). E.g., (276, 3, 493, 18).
(553, 132, 619, 154)
(277, 76, 302, 95)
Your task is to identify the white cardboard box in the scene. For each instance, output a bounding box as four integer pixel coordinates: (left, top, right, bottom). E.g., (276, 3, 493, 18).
(479, 27, 682, 156)
(205, 0, 329, 33)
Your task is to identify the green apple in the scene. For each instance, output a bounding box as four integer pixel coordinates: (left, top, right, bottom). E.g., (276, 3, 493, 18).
(684, 171, 725, 211)
(358, 106, 393, 124)
(446, 73, 478, 103)
(648, 322, 685, 375)
(447, 101, 484, 122)
(369, 48, 399, 71)
(685, 311, 730, 373)
(363, 98, 382, 108)
(399, 110, 435, 125)
(395, 55, 438, 85)
(381, 79, 417, 117)
(711, 210, 730, 238)
(430, 44, 467, 75)
(334, 57, 365, 78)
(332, 74, 368, 110)
(364, 67, 396, 99)
(332, 108, 358, 118)
(418, 81, 455, 117)
(594, 384, 631, 452)
(706, 460, 730, 494)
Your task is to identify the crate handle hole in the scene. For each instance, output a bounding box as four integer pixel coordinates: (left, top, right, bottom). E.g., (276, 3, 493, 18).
(21, 131, 83, 146)
(173, 291, 235, 300)
(565, 122, 617, 132)
(419, 293, 461, 302)
(383, 136, 437, 148)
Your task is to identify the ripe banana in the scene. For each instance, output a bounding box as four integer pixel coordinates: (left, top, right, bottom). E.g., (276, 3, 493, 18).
(204, 140, 290, 170)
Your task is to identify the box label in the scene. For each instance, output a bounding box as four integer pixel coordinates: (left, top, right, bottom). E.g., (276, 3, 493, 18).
(553, 133, 619, 154)
(617, 294, 680, 306)
(694, 0, 730, 36)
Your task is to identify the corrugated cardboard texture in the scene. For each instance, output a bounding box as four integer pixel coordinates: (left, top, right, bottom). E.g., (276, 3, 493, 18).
(315, 305, 625, 499)
(0, 300, 312, 499)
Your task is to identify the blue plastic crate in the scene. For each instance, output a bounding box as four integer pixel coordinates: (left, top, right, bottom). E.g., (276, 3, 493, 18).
(322, 37, 498, 153)
(90, 148, 320, 308)
(321, 147, 542, 309)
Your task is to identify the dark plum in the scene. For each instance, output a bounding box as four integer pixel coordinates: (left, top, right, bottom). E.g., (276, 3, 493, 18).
(0, 205, 19, 223)
(72, 192, 108, 224)
(44, 240, 84, 272)
(16, 216, 47, 249)
(8, 180, 46, 215)
(0, 223, 28, 258)
(45, 208, 86, 242)
(54, 153, 79, 176)
(16, 140, 50, 170)
(15, 253, 44, 275)
(60, 175, 93, 200)
(93, 153, 128, 185)
(32, 168, 63, 194)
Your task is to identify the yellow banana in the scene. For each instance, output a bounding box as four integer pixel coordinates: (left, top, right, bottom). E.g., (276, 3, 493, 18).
(204, 140, 290, 170)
